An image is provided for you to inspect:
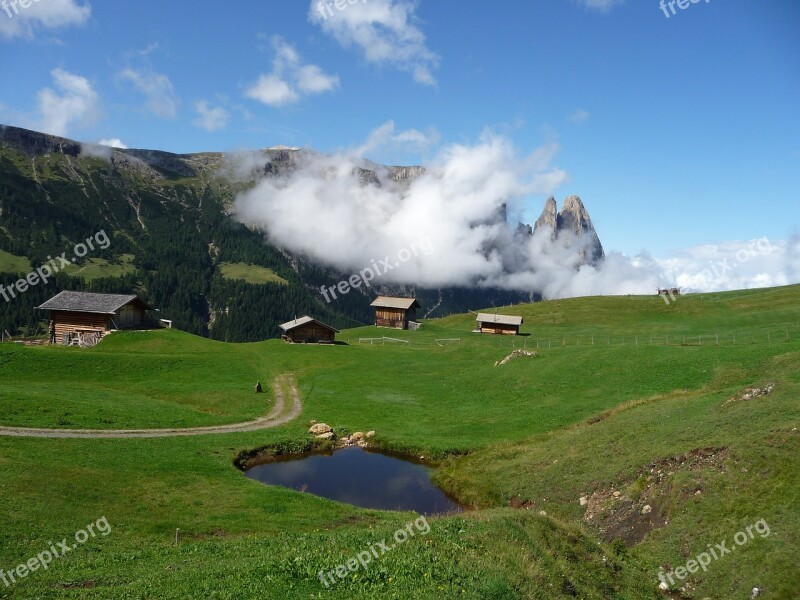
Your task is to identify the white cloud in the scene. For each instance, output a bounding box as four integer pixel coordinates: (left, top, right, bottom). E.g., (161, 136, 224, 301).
(0, 0, 90, 40)
(245, 37, 339, 107)
(577, 0, 624, 12)
(246, 74, 299, 107)
(308, 0, 439, 86)
(231, 123, 800, 299)
(233, 124, 580, 292)
(655, 237, 799, 293)
(98, 138, 127, 148)
(352, 120, 439, 160)
(192, 100, 229, 132)
(35, 68, 99, 136)
(569, 109, 590, 124)
(120, 68, 179, 119)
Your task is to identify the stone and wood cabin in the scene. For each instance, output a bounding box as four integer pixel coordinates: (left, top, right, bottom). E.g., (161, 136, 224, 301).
(279, 316, 339, 344)
(36, 291, 153, 345)
(475, 313, 524, 335)
(370, 296, 421, 330)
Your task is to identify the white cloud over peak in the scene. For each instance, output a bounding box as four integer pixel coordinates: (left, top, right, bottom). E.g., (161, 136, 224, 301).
(245, 37, 339, 108)
(193, 100, 230, 132)
(309, 0, 439, 86)
(231, 122, 799, 300)
(0, 0, 90, 40)
(35, 68, 99, 137)
(120, 68, 179, 119)
(97, 138, 127, 148)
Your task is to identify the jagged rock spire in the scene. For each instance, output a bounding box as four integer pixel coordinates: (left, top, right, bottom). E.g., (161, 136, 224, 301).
(531, 195, 605, 265)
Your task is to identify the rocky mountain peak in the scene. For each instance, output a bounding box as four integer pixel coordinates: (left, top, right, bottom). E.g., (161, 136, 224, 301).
(534, 196, 558, 231)
(532, 194, 605, 265)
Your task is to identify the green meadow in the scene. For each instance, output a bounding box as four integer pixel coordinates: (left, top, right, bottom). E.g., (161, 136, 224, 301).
(0, 286, 798, 598)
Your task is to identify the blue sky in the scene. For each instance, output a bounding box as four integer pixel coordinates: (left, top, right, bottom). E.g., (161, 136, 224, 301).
(0, 0, 798, 279)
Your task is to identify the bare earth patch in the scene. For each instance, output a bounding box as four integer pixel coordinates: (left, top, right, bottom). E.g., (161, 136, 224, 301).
(581, 447, 729, 546)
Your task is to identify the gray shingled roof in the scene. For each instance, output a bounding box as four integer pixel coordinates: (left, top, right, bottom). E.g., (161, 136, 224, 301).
(36, 291, 151, 314)
(279, 316, 339, 333)
(370, 296, 420, 310)
(476, 313, 524, 326)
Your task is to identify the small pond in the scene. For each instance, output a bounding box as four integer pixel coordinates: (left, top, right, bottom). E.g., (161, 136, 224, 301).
(245, 446, 462, 514)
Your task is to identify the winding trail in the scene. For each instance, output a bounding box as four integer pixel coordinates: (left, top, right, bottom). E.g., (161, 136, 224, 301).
(0, 374, 302, 439)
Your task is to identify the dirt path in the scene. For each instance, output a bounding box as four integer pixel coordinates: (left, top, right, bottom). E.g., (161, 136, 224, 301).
(0, 374, 302, 439)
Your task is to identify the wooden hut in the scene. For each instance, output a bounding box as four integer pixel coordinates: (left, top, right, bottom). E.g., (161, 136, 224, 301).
(279, 316, 339, 344)
(370, 296, 420, 330)
(36, 291, 153, 345)
(475, 313, 523, 335)
(658, 287, 681, 297)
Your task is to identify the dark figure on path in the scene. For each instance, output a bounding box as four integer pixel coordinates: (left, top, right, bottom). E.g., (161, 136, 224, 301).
(255, 381, 262, 393)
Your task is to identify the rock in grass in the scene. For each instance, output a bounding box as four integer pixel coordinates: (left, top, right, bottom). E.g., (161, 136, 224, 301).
(309, 423, 332, 435)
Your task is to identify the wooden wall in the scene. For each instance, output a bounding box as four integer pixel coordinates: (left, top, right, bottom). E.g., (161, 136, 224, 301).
(115, 304, 145, 329)
(285, 324, 335, 343)
(375, 307, 410, 329)
(52, 310, 111, 340)
(478, 322, 519, 335)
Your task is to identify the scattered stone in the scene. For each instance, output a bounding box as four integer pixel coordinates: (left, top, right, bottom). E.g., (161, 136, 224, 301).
(751, 588, 761, 599)
(724, 384, 775, 406)
(309, 419, 317, 426)
(695, 490, 702, 496)
(350, 431, 366, 441)
(658, 581, 669, 591)
(366, 431, 376, 438)
(494, 349, 538, 367)
(579, 496, 588, 506)
(316, 431, 336, 441)
(612, 491, 621, 498)
(309, 423, 332, 435)
(538, 510, 547, 516)
(642, 504, 652, 515)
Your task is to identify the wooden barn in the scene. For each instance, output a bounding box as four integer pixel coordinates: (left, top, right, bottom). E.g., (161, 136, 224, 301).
(279, 316, 339, 344)
(475, 313, 524, 336)
(370, 296, 421, 330)
(36, 291, 153, 345)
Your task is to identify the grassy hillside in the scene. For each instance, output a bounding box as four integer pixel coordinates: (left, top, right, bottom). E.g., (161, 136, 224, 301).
(0, 285, 798, 598)
(218, 262, 289, 285)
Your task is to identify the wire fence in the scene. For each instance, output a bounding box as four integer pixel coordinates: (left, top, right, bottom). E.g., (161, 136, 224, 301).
(348, 323, 798, 352)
